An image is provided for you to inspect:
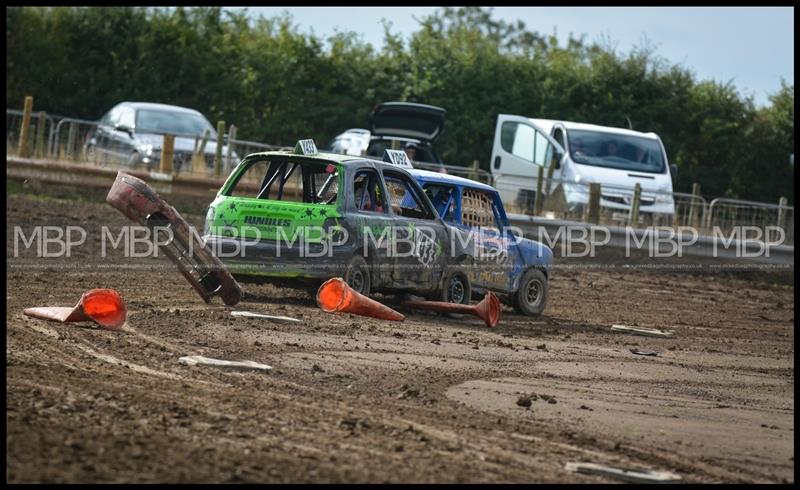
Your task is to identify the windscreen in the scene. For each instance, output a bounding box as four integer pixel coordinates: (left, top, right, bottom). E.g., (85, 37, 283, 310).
(567, 130, 665, 173)
(135, 110, 216, 137)
(367, 139, 437, 164)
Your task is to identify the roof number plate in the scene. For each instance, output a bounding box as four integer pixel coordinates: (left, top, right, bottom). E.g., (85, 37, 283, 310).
(294, 139, 318, 155)
(383, 149, 413, 168)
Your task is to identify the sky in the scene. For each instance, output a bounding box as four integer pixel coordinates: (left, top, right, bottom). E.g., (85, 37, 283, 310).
(225, 6, 794, 108)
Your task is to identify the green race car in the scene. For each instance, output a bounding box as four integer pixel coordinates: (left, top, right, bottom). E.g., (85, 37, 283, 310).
(203, 140, 473, 304)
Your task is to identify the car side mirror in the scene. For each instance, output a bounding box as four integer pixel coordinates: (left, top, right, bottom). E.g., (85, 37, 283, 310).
(115, 124, 134, 137)
(669, 164, 678, 178)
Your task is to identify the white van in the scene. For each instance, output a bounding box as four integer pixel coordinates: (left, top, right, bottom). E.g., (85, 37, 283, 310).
(490, 115, 677, 218)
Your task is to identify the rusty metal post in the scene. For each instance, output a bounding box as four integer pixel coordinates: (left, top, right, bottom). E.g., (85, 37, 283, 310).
(214, 120, 225, 177)
(18, 96, 33, 158)
(533, 165, 545, 216)
(629, 182, 642, 226)
(586, 183, 601, 224)
(160, 134, 175, 174)
(34, 111, 47, 158)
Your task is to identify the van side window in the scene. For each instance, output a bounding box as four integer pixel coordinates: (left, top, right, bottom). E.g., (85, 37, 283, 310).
(500, 121, 556, 167)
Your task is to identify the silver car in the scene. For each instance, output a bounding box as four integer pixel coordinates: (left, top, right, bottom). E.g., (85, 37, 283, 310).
(84, 102, 237, 171)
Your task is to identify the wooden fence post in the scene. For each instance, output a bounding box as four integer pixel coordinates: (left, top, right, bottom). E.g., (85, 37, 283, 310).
(226, 125, 237, 169)
(586, 183, 601, 224)
(67, 122, 78, 161)
(469, 159, 480, 181)
(34, 111, 47, 158)
(160, 134, 175, 174)
(629, 182, 641, 226)
(214, 120, 225, 177)
(776, 196, 788, 243)
(192, 128, 211, 174)
(533, 165, 545, 216)
(688, 183, 701, 229)
(18, 96, 33, 158)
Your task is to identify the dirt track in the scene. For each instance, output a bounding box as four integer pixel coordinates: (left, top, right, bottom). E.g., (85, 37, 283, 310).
(6, 190, 795, 483)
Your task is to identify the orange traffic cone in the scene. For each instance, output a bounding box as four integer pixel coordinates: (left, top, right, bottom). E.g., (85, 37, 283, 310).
(24, 289, 127, 330)
(316, 278, 405, 321)
(402, 291, 502, 328)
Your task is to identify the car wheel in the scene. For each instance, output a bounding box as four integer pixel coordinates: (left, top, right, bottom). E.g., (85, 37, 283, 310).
(441, 270, 471, 305)
(513, 268, 548, 316)
(344, 255, 371, 297)
(440, 270, 471, 319)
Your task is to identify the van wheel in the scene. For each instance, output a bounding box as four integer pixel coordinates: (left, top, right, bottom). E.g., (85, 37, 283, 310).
(513, 268, 548, 316)
(344, 255, 371, 296)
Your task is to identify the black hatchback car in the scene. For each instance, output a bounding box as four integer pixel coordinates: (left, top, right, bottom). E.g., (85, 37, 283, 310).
(84, 102, 236, 171)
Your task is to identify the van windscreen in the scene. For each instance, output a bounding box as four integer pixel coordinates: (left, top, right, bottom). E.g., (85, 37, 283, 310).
(567, 130, 665, 173)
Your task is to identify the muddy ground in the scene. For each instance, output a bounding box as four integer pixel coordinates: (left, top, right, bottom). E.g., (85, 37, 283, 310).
(5, 184, 795, 483)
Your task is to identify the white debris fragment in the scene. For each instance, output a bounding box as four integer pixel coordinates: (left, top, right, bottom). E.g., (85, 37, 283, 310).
(178, 355, 272, 372)
(565, 462, 681, 483)
(610, 324, 673, 338)
(231, 310, 301, 324)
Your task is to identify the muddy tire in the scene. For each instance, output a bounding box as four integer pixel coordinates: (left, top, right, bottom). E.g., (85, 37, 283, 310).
(440, 270, 471, 319)
(513, 268, 548, 316)
(344, 255, 371, 297)
(441, 270, 471, 305)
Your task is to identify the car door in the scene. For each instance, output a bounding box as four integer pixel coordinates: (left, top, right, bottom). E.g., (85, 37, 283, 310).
(457, 186, 512, 292)
(347, 166, 394, 288)
(490, 115, 565, 213)
(381, 169, 447, 292)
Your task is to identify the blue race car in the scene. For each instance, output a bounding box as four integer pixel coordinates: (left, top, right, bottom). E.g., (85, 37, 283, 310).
(408, 168, 553, 315)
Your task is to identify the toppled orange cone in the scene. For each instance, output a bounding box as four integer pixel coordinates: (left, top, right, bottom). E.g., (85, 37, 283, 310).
(402, 291, 502, 328)
(316, 278, 405, 321)
(24, 289, 127, 330)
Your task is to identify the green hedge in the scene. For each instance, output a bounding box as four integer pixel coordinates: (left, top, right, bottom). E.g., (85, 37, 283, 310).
(6, 6, 793, 202)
